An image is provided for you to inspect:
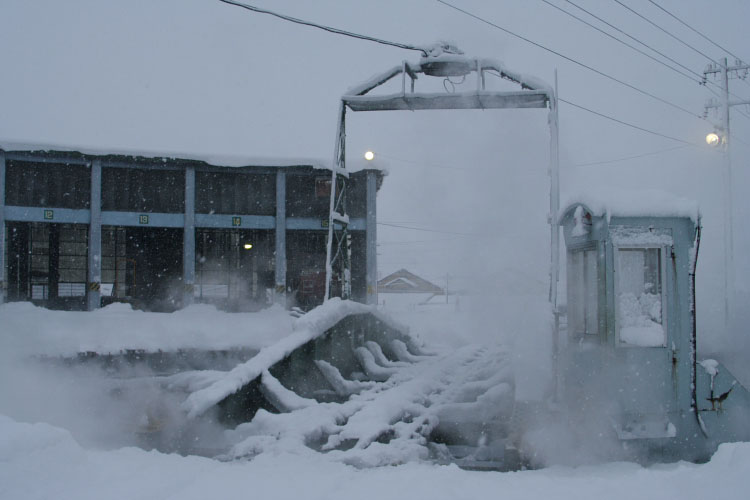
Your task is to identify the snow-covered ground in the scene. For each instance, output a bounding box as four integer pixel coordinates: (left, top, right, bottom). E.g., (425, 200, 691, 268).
(2, 414, 749, 500)
(1, 298, 749, 499)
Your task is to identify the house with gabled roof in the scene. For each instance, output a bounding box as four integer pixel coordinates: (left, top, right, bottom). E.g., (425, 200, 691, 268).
(377, 269, 443, 294)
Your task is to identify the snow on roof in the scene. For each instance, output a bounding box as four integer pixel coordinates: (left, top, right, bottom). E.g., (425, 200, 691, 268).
(0, 140, 385, 173)
(344, 56, 552, 98)
(559, 188, 700, 224)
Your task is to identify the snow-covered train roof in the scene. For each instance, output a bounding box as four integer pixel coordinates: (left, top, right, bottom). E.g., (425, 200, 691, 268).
(559, 188, 700, 224)
(0, 140, 384, 174)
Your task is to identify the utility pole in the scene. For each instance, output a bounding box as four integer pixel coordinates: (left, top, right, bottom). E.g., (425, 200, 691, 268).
(703, 58, 750, 333)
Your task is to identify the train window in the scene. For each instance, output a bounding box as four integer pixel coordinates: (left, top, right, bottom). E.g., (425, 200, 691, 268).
(615, 247, 666, 347)
(567, 248, 599, 337)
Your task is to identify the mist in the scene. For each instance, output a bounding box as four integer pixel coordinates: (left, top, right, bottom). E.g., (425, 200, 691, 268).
(1, 0, 749, 475)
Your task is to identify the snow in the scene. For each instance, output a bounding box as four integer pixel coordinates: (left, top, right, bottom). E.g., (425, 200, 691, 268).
(353, 346, 399, 381)
(610, 226, 675, 246)
(2, 413, 750, 499)
(1, 292, 749, 496)
(560, 188, 701, 223)
(618, 292, 665, 347)
(344, 55, 552, 97)
(259, 370, 316, 412)
(182, 299, 396, 418)
(226, 342, 511, 467)
(700, 359, 720, 377)
(0, 301, 294, 358)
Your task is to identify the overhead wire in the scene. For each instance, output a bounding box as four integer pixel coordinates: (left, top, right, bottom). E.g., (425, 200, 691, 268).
(483, 68, 702, 146)
(648, 0, 742, 61)
(554, 0, 706, 83)
(611, 0, 718, 63)
(569, 145, 689, 167)
(612, 0, 750, 98)
(561, 0, 749, 104)
(558, 98, 697, 145)
(434, 0, 701, 121)
(646, 0, 748, 64)
(219, 0, 725, 156)
(217, 0, 427, 54)
(548, 1, 750, 123)
(377, 222, 481, 236)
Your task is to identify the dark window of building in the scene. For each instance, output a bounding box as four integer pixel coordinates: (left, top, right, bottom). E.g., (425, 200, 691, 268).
(350, 231, 367, 302)
(286, 174, 330, 218)
(195, 229, 275, 310)
(196, 172, 275, 215)
(102, 167, 185, 213)
(5, 161, 91, 209)
(6, 222, 87, 308)
(286, 172, 367, 218)
(347, 173, 367, 218)
(286, 231, 328, 308)
(315, 177, 331, 198)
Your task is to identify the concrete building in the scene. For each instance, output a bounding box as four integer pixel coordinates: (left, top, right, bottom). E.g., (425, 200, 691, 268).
(0, 145, 382, 311)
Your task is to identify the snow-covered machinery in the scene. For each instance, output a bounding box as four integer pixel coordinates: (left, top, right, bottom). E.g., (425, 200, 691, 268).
(180, 300, 516, 468)
(169, 188, 750, 466)
(558, 192, 750, 461)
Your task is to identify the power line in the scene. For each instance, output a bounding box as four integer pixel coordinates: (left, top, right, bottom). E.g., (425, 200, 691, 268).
(569, 145, 688, 167)
(377, 222, 480, 236)
(611, 0, 718, 64)
(646, 0, 747, 63)
(565, 0, 750, 102)
(487, 69, 701, 146)
(558, 98, 697, 145)
(562, 0, 704, 82)
(434, 0, 701, 121)
(217, 0, 427, 54)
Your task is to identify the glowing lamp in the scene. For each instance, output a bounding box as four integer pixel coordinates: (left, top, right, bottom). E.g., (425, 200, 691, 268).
(364, 151, 375, 161)
(243, 243, 253, 250)
(706, 132, 721, 147)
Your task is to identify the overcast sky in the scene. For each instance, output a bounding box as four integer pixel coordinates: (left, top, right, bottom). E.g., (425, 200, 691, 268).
(1, 0, 748, 330)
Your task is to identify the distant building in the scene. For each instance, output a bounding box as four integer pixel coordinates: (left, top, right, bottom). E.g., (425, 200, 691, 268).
(378, 269, 443, 294)
(0, 145, 383, 311)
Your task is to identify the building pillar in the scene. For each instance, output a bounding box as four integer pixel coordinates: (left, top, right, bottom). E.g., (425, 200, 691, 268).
(365, 170, 378, 305)
(0, 151, 5, 305)
(183, 166, 196, 307)
(275, 170, 287, 303)
(87, 159, 102, 310)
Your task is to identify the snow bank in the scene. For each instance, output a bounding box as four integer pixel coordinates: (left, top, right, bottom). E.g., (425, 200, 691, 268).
(2, 413, 749, 500)
(0, 301, 294, 358)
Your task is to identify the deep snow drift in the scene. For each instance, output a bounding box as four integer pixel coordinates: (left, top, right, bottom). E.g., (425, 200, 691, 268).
(1, 298, 749, 499)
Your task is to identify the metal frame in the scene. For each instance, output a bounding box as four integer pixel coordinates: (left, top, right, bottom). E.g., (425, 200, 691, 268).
(325, 56, 560, 306)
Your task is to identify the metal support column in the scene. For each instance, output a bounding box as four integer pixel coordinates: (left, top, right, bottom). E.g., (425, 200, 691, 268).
(87, 159, 102, 310)
(275, 170, 287, 303)
(365, 170, 378, 305)
(0, 151, 5, 305)
(549, 71, 561, 402)
(183, 166, 196, 307)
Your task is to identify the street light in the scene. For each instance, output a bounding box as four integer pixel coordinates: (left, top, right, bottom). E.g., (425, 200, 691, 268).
(364, 151, 375, 161)
(243, 243, 253, 250)
(706, 132, 721, 147)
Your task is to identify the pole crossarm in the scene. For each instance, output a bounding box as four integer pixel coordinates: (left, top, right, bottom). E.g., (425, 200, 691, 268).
(705, 99, 750, 109)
